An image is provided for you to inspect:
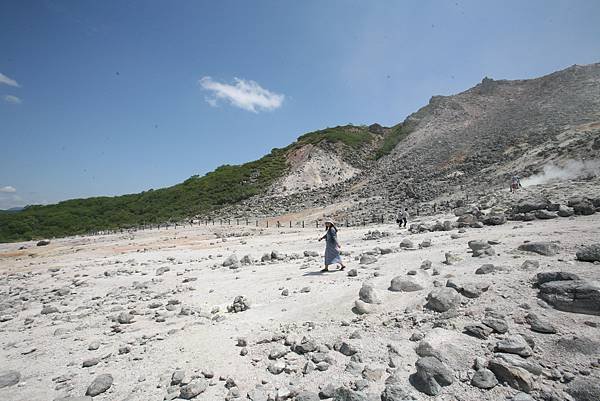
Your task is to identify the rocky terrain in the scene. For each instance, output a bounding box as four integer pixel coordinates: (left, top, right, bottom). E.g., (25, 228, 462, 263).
(219, 63, 600, 222)
(1, 179, 599, 401)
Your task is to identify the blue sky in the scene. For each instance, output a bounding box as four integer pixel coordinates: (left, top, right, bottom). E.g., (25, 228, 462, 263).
(1, 0, 599, 208)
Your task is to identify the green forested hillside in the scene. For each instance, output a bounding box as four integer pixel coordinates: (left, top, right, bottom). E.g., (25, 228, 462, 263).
(0, 124, 404, 242)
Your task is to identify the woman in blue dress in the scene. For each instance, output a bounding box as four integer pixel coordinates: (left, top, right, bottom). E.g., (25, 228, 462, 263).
(318, 220, 346, 272)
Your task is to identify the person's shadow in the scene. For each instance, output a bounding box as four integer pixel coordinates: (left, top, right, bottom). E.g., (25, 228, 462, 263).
(302, 270, 338, 276)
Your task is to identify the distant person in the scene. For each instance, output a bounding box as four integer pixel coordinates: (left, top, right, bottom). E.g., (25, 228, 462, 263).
(510, 175, 522, 192)
(397, 208, 409, 228)
(318, 220, 346, 272)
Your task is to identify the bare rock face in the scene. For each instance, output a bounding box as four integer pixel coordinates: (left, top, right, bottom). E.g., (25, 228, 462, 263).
(538, 280, 600, 315)
(566, 377, 600, 401)
(576, 244, 600, 262)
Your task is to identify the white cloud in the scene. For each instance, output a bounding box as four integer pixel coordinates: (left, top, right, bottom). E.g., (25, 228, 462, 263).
(199, 76, 284, 113)
(4, 95, 22, 104)
(0, 72, 20, 87)
(0, 186, 17, 193)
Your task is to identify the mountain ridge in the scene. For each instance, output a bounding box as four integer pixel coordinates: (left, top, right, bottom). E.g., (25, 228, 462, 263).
(1, 62, 599, 242)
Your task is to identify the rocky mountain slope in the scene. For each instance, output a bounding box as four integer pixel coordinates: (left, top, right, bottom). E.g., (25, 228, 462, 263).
(1, 63, 599, 242)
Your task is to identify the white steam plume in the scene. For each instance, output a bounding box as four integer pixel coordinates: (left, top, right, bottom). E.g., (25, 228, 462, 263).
(522, 159, 600, 187)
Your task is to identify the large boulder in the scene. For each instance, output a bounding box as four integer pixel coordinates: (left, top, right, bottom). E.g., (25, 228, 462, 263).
(411, 356, 454, 396)
(518, 242, 559, 256)
(576, 244, 600, 262)
(488, 355, 535, 393)
(535, 271, 580, 286)
(482, 213, 507, 226)
(179, 379, 208, 399)
(535, 210, 558, 219)
(425, 288, 461, 312)
(538, 280, 600, 315)
(222, 254, 241, 269)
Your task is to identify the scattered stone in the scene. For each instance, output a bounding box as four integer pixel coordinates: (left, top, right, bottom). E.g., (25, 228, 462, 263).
(37, 239, 51, 246)
(0, 370, 21, 388)
(425, 288, 460, 312)
(411, 356, 454, 396)
(85, 374, 113, 397)
(525, 312, 557, 334)
(171, 370, 185, 385)
(359, 283, 381, 304)
(471, 368, 498, 389)
(400, 238, 415, 249)
(227, 296, 250, 313)
(444, 252, 462, 265)
(41, 305, 59, 315)
(223, 254, 241, 269)
(156, 266, 170, 275)
(359, 255, 377, 265)
(117, 312, 134, 324)
(464, 323, 493, 339)
(179, 379, 208, 399)
(347, 269, 358, 277)
(389, 277, 424, 292)
(518, 242, 559, 256)
(576, 244, 600, 263)
(495, 336, 532, 357)
(566, 377, 600, 401)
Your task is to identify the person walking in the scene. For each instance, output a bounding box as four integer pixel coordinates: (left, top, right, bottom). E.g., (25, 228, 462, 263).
(318, 220, 346, 272)
(397, 208, 409, 228)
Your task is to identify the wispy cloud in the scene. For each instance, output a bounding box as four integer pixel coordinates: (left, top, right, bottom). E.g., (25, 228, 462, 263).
(4, 95, 22, 104)
(0, 186, 17, 193)
(199, 77, 284, 113)
(0, 72, 20, 87)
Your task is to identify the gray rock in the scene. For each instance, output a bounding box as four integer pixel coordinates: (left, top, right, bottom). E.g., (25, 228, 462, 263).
(347, 269, 358, 277)
(482, 213, 507, 225)
(464, 324, 493, 339)
(179, 378, 208, 399)
(359, 255, 377, 265)
(222, 254, 240, 269)
(155, 266, 170, 275)
(359, 283, 381, 304)
(295, 391, 320, 401)
(566, 377, 600, 401)
(117, 311, 134, 324)
(520, 260, 539, 271)
(443, 252, 462, 265)
(511, 393, 535, 401)
(535, 210, 558, 219)
(227, 295, 250, 313)
(41, 305, 59, 314)
(37, 239, 51, 246)
(332, 387, 369, 401)
(380, 384, 417, 400)
(338, 341, 358, 356)
(471, 368, 498, 389)
(53, 397, 93, 401)
(389, 277, 423, 292)
(576, 244, 600, 263)
(518, 242, 559, 256)
(525, 312, 556, 334)
(538, 280, 600, 315)
(0, 370, 21, 388)
(319, 384, 336, 399)
(88, 341, 100, 351)
(557, 205, 575, 217)
(171, 369, 185, 385)
(411, 356, 454, 396)
(488, 357, 533, 393)
(294, 337, 317, 354)
(425, 288, 460, 312)
(82, 357, 100, 368)
(468, 240, 490, 252)
(495, 336, 532, 357)
(400, 238, 414, 249)
(536, 271, 580, 286)
(267, 361, 285, 375)
(482, 317, 508, 334)
(420, 260, 432, 270)
(353, 300, 377, 315)
(85, 374, 113, 397)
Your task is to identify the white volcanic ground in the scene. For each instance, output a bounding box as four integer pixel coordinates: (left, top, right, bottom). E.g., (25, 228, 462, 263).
(1, 196, 599, 401)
